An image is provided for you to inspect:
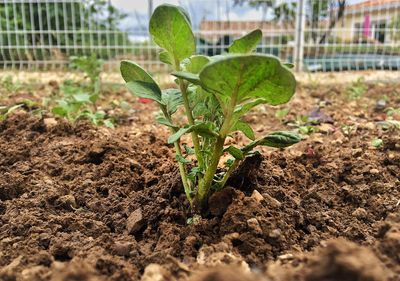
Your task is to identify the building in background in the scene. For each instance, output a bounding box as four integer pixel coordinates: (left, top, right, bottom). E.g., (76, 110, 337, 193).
(340, 0, 400, 43)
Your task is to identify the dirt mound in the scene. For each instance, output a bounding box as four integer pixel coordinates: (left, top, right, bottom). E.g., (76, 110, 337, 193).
(0, 111, 399, 280)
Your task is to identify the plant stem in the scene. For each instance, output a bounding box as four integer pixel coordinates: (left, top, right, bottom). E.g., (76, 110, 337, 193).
(174, 60, 205, 172)
(178, 81, 204, 168)
(218, 158, 240, 190)
(161, 107, 192, 205)
(195, 75, 241, 209)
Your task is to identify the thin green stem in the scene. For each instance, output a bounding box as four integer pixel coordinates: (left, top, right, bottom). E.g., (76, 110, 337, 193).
(174, 59, 205, 172)
(161, 107, 193, 205)
(218, 158, 240, 190)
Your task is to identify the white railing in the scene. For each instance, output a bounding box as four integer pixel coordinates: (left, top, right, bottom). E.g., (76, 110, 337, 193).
(0, 0, 399, 72)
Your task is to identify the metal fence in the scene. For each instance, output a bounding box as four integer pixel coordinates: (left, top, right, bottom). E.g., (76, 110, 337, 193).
(0, 0, 399, 72)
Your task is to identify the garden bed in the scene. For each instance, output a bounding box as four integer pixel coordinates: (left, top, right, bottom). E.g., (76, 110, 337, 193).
(0, 81, 399, 281)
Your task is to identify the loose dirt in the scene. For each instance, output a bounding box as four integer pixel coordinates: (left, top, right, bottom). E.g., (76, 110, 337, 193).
(0, 82, 399, 281)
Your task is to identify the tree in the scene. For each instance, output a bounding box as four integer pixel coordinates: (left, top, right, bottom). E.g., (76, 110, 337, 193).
(234, 0, 346, 43)
(0, 0, 128, 66)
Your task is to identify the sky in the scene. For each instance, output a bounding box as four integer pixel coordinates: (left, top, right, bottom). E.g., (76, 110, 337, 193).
(111, 0, 368, 34)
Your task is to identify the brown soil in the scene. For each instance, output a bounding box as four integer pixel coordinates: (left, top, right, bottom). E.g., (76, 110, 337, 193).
(0, 82, 400, 281)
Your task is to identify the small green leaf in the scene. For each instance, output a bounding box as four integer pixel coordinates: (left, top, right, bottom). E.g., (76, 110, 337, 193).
(199, 54, 296, 106)
(186, 55, 210, 74)
(171, 71, 201, 85)
(243, 131, 301, 152)
(73, 93, 92, 103)
(159, 51, 173, 65)
(103, 119, 115, 129)
(161, 89, 183, 115)
(371, 138, 383, 148)
(168, 122, 218, 144)
(52, 106, 67, 117)
(232, 121, 255, 140)
(260, 131, 301, 148)
(184, 144, 195, 155)
(149, 4, 195, 62)
(232, 98, 267, 122)
(275, 108, 290, 119)
(229, 29, 262, 54)
(176, 154, 191, 164)
(284, 63, 295, 69)
(156, 116, 178, 129)
(120, 60, 162, 103)
(224, 146, 244, 160)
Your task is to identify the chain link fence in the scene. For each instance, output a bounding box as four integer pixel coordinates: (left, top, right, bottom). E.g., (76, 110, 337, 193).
(0, 0, 399, 72)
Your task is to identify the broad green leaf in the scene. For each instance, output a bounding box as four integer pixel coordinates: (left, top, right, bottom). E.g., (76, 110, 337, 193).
(149, 4, 195, 62)
(232, 121, 255, 140)
(120, 60, 162, 103)
(243, 131, 301, 152)
(172, 71, 201, 85)
(229, 29, 262, 54)
(224, 145, 244, 160)
(186, 55, 210, 74)
(199, 54, 296, 106)
(168, 122, 218, 144)
(159, 51, 173, 65)
(161, 89, 183, 115)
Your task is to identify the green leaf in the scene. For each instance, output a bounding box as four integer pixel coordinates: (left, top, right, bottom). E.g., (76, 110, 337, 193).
(275, 108, 290, 119)
(224, 146, 244, 160)
(229, 29, 262, 54)
(184, 144, 195, 155)
(232, 121, 255, 140)
(120, 60, 162, 103)
(159, 51, 173, 65)
(199, 54, 296, 106)
(161, 89, 183, 115)
(243, 131, 301, 152)
(168, 122, 218, 144)
(171, 71, 201, 85)
(0, 104, 23, 121)
(52, 106, 67, 117)
(176, 154, 191, 164)
(156, 115, 178, 129)
(186, 55, 210, 74)
(232, 98, 267, 122)
(73, 93, 92, 103)
(103, 119, 115, 129)
(149, 4, 195, 62)
(371, 138, 383, 148)
(284, 63, 295, 69)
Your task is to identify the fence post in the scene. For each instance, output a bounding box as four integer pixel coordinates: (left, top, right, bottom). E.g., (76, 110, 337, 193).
(294, 0, 306, 72)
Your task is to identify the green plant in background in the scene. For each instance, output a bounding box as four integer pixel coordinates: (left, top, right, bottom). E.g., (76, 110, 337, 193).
(371, 138, 383, 149)
(287, 115, 319, 135)
(120, 4, 300, 213)
(0, 0, 128, 63)
(386, 107, 400, 117)
(275, 108, 290, 120)
(0, 75, 22, 94)
(51, 55, 114, 128)
(70, 54, 103, 104)
(346, 77, 367, 100)
(0, 104, 23, 121)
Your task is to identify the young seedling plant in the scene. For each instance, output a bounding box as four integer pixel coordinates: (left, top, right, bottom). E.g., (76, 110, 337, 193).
(121, 4, 300, 213)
